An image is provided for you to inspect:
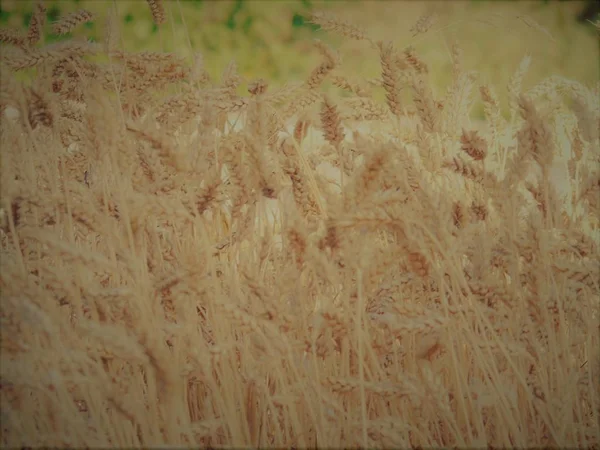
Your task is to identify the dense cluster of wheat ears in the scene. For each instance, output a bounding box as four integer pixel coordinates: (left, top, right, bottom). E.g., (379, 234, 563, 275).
(0, 1, 599, 448)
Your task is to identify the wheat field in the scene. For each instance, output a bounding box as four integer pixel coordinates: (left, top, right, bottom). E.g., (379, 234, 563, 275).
(1, 1, 599, 448)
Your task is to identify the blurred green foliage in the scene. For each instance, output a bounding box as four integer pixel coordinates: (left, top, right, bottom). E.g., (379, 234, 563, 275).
(0, 0, 325, 82)
(0, 0, 597, 100)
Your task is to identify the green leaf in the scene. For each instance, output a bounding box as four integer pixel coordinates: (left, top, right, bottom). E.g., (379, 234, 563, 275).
(0, 7, 10, 24)
(225, 0, 244, 30)
(48, 6, 61, 22)
(124, 13, 134, 24)
(23, 12, 32, 27)
(292, 13, 304, 27)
